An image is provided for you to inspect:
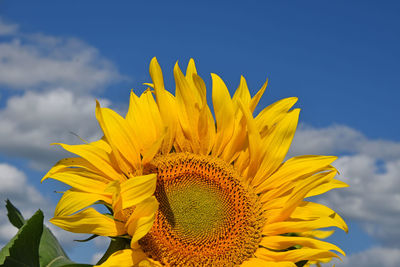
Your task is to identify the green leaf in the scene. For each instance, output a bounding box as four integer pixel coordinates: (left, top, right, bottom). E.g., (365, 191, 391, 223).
(2, 201, 94, 267)
(5, 199, 25, 229)
(0, 210, 44, 267)
(38, 227, 93, 267)
(39, 227, 76, 267)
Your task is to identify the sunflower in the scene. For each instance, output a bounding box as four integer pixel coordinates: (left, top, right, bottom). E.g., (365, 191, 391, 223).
(42, 58, 348, 267)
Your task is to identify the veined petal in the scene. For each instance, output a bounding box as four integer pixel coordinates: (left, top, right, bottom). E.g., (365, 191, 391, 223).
(185, 58, 203, 105)
(50, 208, 126, 236)
(45, 169, 109, 194)
(125, 196, 159, 244)
(241, 257, 296, 267)
(255, 97, 298, 138)
(96, 248, 147, 267)
(291, 202, 348, 232)
(120, 174, 157, 209)
(260, 236, 345, 255)
(126, 90, 163, 153)
(255, 247, 339, 263)
(256, 155, 337, 193)
(47, 143, 123, 182)
(211, 73, 236, 156)
(193, 73, 215, 154)
(96, 101, 141, 174)
(239, 100, 262, 179)
(141, 128, 167, 165)
(306, 179, 349, 197)
(251, 109, 300, 187)
(233, 76, 251, 107)
(174, 62, 199, 152)
(301, 230, 335, 239)
(91, 137, 112, 153)
(262, 217, 347, 236)
(42, 157, 98, 181)
(267, 170, 337, 223)
(249, 78, 268, 113)
(55, 189, 112, 216)
(150, 57, 178, 154)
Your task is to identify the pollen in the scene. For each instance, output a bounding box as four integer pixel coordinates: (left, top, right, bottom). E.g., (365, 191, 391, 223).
(139, 153, 265, 266)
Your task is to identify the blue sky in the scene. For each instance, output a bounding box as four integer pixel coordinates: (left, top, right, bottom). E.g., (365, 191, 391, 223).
(0, 1, 399, 266)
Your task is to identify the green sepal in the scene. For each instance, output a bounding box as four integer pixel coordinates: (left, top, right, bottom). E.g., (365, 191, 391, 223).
(5, 199, 25, 229)
(74, 234, 98, 243)
(96, 237, 130, 265)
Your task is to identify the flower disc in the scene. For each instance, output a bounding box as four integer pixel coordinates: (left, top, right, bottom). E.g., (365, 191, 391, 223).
(140, 153, 265, 266)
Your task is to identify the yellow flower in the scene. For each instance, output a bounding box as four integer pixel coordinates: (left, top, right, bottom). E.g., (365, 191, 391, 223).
(42, 58, 348, 267)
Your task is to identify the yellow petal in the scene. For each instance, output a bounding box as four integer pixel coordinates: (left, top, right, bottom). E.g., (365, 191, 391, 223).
(243, 258, 296, 267)
(255, 247, 339, 263)
(96, 101, 141, 174)
(301, 230, 335, 239)
(260, 236, 345, 255)
(256, 155, 337, 193)
(174, 62, 199, 151)
(55, 189, 111, 216)
(262, 217, 347, 236)
(125, 196, 159, 244)
(120, 174, 157, 209)
(150, 57, 178, 154)
(211, 73, 235, 156)
(239, 100, 262, 179)
(126, 90, 163, 153)
(96, 249, 147, 267)
(42, 157, 98, 182)
(241, 257, 290, 267)
(47, 143, 123, 182)
(90, 137, 112, 153)
(249, 78, 268, 113)
(149, 57, 165, 91)
(46, 169, 109, 194)
(141, 128, 167, 165)
(291, 201, 348, 232)
(255, 97, 298, 138)
(233, 76, 251, 107)
(251, 109, 300, 187)
(50, 207, 126, 236)
(306, 179, 349, 197)
(267, 170, 337, 223)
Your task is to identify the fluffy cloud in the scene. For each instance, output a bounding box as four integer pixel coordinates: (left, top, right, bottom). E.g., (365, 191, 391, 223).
(0, 18, 127, 170)
(0, 89, 110, 169)
(0, 18, 18, 35)
(0, 163, 51, 245)
(0, 21, 125, 92)
(328, 247, 400, 267)
(291, 124, 400, 248)
(290, 124, 400, 161)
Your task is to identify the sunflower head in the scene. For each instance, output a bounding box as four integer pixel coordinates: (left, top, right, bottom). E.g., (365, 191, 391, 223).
(43, 57, 348, 267)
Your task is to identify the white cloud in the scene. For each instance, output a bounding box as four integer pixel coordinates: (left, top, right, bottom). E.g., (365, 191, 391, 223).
(0, 18, 127, 170)
(290, 124, 400, 161)
(328, 247, 400, 267)
(0, 89, 110, 170)
(0, 163, 51, 246)
(0, 37, 125, 93)
(0, 18, 125, 93)
(0, 18, 18, 35)
(291, 124, 400, 247)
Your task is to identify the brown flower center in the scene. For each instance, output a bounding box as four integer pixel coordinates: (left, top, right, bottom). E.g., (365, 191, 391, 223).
(139, 153, 264, 266)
